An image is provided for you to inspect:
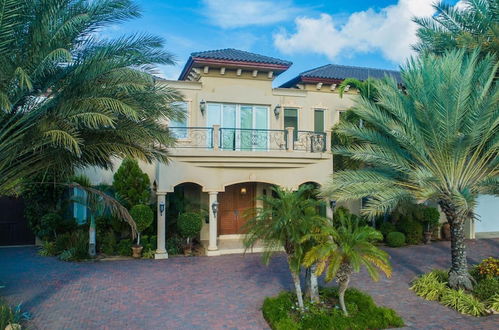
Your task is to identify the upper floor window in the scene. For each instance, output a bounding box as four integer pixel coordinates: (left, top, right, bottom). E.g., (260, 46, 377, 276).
(284, 108, 298, 140)
(314, 109, 325, 133)
(169, 101, 188, 138)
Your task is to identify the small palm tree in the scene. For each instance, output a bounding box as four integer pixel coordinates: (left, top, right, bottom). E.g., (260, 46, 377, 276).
(243, 185, 327, 310)
(338, 77, 378, 101)
(414, 0, 499, 57)
(303, 218, 391, 316)
(324, 50, 498, 290)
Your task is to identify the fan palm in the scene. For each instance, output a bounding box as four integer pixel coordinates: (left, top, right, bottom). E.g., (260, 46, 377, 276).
(323, 50, 498, 290)
(0, 0, 183, 191)
(302, 217, 391, 316)
(414, 0, 499, 56)
(243, 185, 327, 309)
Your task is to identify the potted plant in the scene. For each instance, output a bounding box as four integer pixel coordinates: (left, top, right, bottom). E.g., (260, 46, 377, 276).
(177, 212, 203, 255)
(421, 207, 440, 244)
(130, 204, 154, 258)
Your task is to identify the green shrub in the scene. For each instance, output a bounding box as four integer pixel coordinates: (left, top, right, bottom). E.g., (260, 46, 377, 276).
(101, 230, 117, 255)
(112, 158, 150, 208)
(440, 288, 486, 316)
(386, 232, 406, 247)
(166, 235, 184, 255)
(475, 257, 499, 279)
(473, 278, 499, 301)
(142, 249, 155, 259)
(262, 287, 404, 330)
(117, 239, 132, 256)
(54, 230, 88, 261)
(0, 300, 30, 329)
(58, 248, 75, 261)
(130, 204, 154, 245)
(487, 294, 499, 312)
(397, 219, 423, 244)
(432, 269, 449, 282)
(38, 241, 57, 256)
(177, 212, 203, 240)
(421, 206, 440, 230)
(379, 222, 396, 237)
(410, 272, 448, 301)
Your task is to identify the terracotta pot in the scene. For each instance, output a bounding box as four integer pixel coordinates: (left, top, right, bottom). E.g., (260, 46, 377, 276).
(131, 245, 143, 258)
(424, 231, 432, 244)
(441, 223, 451, 241)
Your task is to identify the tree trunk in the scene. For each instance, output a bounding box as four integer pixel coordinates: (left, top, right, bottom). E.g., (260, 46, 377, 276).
(336, 262, 352, 316)
(287, 256, 304, 310)
(137, 232, 141, 246)
(439, 201, 473, 290)
(88, 214, 96, 257)
(304, 267, 311, 298)
(310, 264, 320, 304)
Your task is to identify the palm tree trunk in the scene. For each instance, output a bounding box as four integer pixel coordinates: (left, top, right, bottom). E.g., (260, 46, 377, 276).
(310, 264, 320, 303)
(88, 214, 96, 257)
(439, 201, 473, 290)
(304, 267, 311, 298)
(337, 262, 352, 316)
(287, 256, 304, 310)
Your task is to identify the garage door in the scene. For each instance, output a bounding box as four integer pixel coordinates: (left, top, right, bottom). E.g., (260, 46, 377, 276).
(475, 195, 499, 238)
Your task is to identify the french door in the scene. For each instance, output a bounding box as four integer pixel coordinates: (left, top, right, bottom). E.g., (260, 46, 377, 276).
(207, 103, 269, 150)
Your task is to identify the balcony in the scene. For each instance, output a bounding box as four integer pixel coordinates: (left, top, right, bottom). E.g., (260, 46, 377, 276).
(169, 126, 331, 153)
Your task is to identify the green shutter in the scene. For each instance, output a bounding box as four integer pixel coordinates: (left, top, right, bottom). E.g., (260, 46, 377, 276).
(314, 110, 324, 132)
(284, 108, 298, 140)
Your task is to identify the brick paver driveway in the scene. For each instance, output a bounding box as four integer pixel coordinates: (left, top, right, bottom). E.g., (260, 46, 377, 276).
(0, 239, 498, 330)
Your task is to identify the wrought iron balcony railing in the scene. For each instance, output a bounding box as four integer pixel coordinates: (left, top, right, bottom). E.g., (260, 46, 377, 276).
(168, 125, 331, 153)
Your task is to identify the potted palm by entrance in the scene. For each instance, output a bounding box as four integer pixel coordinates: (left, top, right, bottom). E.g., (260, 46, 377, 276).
(130, 205, 153, 258)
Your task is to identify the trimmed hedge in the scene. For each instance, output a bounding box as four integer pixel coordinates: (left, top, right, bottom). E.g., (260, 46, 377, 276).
(386, 232, 406, 247)
(262, 287, 404, 330)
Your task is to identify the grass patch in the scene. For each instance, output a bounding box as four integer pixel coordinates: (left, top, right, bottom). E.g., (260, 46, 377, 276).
(262, 287, 404, 330)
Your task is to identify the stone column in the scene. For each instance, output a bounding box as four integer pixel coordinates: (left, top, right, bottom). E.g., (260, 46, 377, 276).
(213, 124, 220, 151)
(286, 127, 294, 151)
(207, 191, 220, 255)
(326, 130, 332, 152)
(155, 192, 168, 259)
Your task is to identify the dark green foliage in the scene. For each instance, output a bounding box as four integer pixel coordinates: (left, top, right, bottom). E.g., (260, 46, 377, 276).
(421, 207, 441, 231)
(117, 239, 133, 256)
(177, 212, 203, 239)
(379, 222, 396, 237)
(101, 230, 117, 255)
(54, 230, 89, 261)
(166, 235, 184, 255)
(40, 212, 77, 240)
(473, 278, 499, 301)
(386, 232, 406, 247)
(396, 218, 423, 245)
(38, 241, 58, 256)
(113, 159, 151, 208)
(332, 206, 368, 228)
(0, 299, 30, 329)
(130, 204, 154, 234)
(262, 287, 404, 330)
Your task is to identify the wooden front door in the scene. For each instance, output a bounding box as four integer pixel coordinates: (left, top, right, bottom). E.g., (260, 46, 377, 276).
(218, 183, 256, 235)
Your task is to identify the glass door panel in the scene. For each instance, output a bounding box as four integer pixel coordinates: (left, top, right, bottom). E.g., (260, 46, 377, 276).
(240, 106, 253, 150)
(222, 104, 236, 149)
(206, 103, 221, 148)
(254, 106, 268, 150)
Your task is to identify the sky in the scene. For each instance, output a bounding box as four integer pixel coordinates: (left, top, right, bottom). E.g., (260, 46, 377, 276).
(104, 0, 461, 86)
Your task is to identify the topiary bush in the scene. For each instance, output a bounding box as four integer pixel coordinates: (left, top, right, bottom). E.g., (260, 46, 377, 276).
(379, 222, 396, 238)
(112, 158, 151, 209)
(473, 278, 499, 301)
(386, 232, 406, 247)
(177, 212, 203, 243)
(262, 287, 404, 330)
(421, 206, 440, 231)
(397, 218, 423, 245)
(130, 204, 154, 246)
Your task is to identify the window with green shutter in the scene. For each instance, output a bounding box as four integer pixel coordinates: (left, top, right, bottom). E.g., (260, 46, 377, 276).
(284, 108, 298, 140)
(314, 109, 324, 132)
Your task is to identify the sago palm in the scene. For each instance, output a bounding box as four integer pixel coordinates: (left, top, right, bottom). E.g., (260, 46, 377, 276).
(303, 217, 391, 316)
(0, 0, 183, 190)
(243, 185, 327, 310)
(414, 0, 499, 56)
(323, 50, 498, 290)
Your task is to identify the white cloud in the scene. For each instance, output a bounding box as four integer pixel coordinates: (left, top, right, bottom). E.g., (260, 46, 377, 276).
(202, 0, 300, 29)
(274, 0, 436, 64)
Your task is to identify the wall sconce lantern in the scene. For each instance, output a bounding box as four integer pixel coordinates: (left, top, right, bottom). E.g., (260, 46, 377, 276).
(159, 202, 165, 216)
(274, 104, 281, 119)
(200, 99, 206, 115)
(329, 200, 337, 210)
(211, 200, 219, 218)
(240, 187, 247, 195)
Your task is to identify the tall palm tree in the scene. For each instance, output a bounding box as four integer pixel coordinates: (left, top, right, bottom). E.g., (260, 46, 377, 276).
(0, 0, 183, 190)
(323, 50, 498, 290)
(302, 217, 391, 316)
(414, 0, 499, 56)
(243, 185, 327, 310)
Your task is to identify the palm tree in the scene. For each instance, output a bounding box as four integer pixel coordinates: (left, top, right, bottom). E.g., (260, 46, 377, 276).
(303, 218, 391, 316)
(323, 50, 498, 290)
(338, 77, 378, 101)
(414, 0, 499, 56)
(243, 185, 327, 309)
(0, 0, 183, 189)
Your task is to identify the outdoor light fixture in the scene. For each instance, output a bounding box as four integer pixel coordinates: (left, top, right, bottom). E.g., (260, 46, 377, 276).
(200, 99, 206, 115)
(329, 200, 337, 210)
(211, 200, 219, 218)
(274, 104, 281, 119)
(159, 202, 165, 216)
(240, 187, 247, 195)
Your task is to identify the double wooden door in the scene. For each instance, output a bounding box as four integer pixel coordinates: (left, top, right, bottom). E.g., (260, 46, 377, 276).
(218, 183, 256, 235)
